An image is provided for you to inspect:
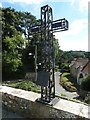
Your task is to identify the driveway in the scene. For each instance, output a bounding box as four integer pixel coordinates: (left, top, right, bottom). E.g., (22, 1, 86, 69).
(55, 72, 79, 99)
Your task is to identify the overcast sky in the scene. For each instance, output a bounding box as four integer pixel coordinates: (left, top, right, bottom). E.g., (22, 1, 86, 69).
(1, 0, 89, 51)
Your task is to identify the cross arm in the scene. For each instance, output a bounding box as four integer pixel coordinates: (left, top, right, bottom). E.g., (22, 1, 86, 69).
(29, 25, 41, 34)
(29, 18, 69, 34)
(52, 18, 69, 33)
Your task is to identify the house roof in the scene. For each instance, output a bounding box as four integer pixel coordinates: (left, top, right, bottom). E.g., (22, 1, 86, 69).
(70, 58, 90, 75)
(82, 60, 90, 75)
(70, 58, 88, 69)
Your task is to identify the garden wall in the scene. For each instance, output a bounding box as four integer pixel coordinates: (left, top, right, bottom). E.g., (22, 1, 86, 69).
(0, 86, 89, 119)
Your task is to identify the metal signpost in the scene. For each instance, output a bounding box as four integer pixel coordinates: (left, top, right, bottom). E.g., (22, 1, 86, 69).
(29, 5, 68, 104)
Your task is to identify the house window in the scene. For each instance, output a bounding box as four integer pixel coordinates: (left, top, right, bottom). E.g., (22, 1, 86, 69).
(79, 73, 83, 78)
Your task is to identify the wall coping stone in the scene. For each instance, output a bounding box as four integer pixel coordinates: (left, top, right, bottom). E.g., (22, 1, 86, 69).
(0, 86, 89, 118)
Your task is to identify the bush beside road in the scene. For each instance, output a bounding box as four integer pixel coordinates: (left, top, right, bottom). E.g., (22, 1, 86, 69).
(2, 80, 41, 93)
(60, 72, 77, 92)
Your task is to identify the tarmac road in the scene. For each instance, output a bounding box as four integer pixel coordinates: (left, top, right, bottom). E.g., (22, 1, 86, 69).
(55, 72, 79, 99)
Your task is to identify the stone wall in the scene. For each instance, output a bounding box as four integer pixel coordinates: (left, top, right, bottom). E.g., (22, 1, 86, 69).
(0, 86, 89, 119)
(25, 72, 36, 81)
(0, 92, 2, 120)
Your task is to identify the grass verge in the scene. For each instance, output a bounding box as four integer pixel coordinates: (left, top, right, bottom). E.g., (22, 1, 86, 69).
(60, 72, 77, 92)
(2, 80, 41, 93)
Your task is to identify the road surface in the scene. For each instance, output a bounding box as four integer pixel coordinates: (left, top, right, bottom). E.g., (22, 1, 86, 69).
(55, 72, 79, 99)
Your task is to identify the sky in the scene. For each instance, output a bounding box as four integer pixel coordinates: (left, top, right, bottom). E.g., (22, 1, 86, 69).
(0, 0, 89, 51)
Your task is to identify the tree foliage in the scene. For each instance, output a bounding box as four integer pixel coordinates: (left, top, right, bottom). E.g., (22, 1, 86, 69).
(58, 50, 90, 70)
(2, 7, 61, 80)
(2, 34, 25, 80)
(81, 75, 90, 91)
(2, 7, 37, 80)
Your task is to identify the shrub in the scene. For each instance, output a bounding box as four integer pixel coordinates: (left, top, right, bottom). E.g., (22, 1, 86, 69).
(7, 80, 40, 93)
(81, 75, 90, 91)
(84, 93, 90, 104)
(60, 72, 77, 92)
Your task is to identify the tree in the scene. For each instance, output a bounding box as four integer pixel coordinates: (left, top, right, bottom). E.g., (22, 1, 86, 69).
(2, 34, 25, 80)
(2, 7, 37, 80)
(53, 37, 60, 65)
(2, 7, 63, 79)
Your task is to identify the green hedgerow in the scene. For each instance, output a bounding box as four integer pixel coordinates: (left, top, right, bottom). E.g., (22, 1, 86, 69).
(81, 75, 90, 91)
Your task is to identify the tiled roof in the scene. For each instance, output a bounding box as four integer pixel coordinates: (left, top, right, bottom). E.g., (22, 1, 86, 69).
(70, 58, 90, 75)
(82, 60, 90, 74)
(70, 58, 88, 69)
